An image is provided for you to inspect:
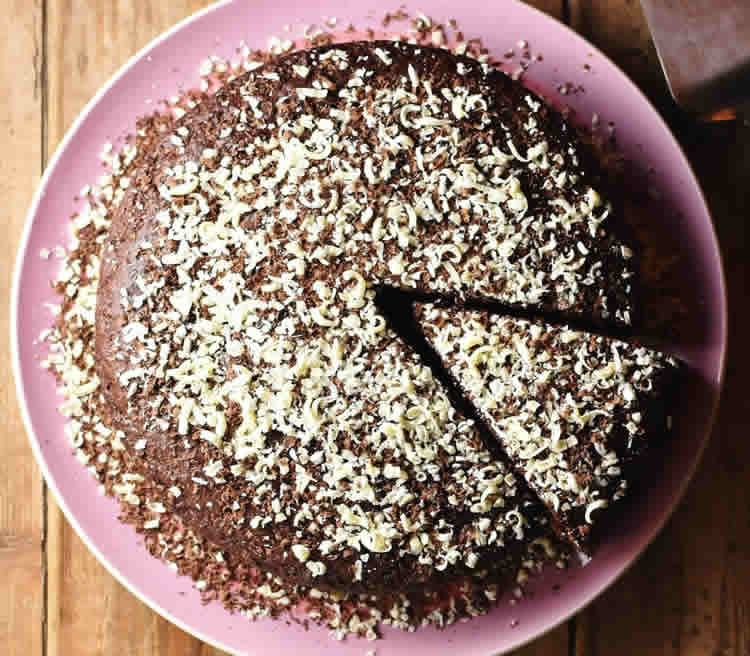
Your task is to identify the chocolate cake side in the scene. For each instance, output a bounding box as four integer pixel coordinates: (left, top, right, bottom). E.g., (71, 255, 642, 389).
(414, 303, 679, 552)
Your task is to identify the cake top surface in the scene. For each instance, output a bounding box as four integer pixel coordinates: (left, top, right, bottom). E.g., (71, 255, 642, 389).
(415, 302, 678, 548)
(95, 40, 634, 586)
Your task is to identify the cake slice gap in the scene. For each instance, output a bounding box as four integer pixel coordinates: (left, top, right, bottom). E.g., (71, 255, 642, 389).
(413, 301, 679, 554)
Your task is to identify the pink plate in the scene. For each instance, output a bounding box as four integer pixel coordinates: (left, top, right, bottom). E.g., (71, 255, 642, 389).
(11, 1, 727, 654)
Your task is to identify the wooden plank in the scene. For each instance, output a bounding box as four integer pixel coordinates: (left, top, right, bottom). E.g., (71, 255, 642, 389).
(662, 120, 750, 656)
(569, 2, 750, 656)
(44, 3, 221, 655)
(0, 2, 44, 656)
(512, 623, 571, 656)
(151, 615, 228, 655)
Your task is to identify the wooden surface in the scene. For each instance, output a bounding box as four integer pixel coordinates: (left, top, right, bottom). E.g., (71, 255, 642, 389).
(1, 1, 748, 654)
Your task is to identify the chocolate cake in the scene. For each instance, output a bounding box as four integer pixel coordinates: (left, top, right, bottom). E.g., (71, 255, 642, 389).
(415, 303, 678, 550)
(93, 40, 648, 597)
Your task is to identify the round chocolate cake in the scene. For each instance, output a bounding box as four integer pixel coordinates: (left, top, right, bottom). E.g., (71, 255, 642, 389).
(95, 41, 652, 596)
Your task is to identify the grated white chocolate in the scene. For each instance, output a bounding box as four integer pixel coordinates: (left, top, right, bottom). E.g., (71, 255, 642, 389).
(417, 303, 677, 540)
(100, 41, 635, 578)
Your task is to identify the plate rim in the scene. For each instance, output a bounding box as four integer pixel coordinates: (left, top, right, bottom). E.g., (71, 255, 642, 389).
(10, 1, 728, 654)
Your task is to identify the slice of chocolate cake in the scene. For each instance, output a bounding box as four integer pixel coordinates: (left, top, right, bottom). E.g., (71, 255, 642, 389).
(414, 303, 678, 551)
(94, 40, 640, 595)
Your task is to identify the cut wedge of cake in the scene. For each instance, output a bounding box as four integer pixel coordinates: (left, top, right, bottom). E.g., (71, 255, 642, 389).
(415, 303, 678, 551)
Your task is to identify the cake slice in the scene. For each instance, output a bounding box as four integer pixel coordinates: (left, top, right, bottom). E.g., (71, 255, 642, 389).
(415, 303, 678, 551)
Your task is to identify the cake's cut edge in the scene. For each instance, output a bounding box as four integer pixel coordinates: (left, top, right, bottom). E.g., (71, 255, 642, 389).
(413, 301, 680, 553)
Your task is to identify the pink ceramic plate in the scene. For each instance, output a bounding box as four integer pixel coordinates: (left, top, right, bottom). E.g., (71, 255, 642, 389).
(11, 1, 727, 654)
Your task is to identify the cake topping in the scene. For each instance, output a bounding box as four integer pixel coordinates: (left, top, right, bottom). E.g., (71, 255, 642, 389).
(416, 303, 677, 547)
(95, 41, 635, 586)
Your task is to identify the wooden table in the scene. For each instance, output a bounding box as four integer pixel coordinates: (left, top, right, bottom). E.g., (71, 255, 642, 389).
(2, 1, 748, 654)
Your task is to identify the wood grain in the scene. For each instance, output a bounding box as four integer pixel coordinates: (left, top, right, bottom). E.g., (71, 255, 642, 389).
(514, 623, 571, 656)
(569, 2, 750, 656)
(44, 3, 225, 655)
(0, 2, 44, 656)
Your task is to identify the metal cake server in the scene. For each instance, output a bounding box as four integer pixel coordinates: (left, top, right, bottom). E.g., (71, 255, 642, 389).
(640, 0, 750, 120)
